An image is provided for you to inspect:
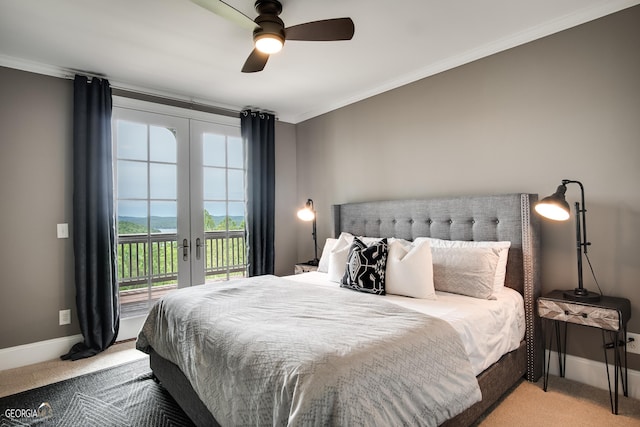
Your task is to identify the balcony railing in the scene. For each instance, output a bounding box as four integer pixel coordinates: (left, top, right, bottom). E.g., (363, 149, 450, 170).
(117, 230, 247, 288)
(117, 230, 247, 317)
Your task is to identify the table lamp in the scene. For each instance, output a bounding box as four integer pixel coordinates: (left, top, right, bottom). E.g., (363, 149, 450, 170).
(297, 198, 318, 266)
(535, 179, 600, 302)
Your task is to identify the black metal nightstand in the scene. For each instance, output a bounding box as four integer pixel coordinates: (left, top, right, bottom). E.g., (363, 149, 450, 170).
(537, 290, 631, 414)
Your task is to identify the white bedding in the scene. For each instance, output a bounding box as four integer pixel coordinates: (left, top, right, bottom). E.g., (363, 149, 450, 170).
(284, 271, 525, 375)
(138, 275, 482, 425)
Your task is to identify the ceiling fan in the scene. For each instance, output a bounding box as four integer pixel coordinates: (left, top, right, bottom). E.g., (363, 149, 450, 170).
(190, 0, 355, 73)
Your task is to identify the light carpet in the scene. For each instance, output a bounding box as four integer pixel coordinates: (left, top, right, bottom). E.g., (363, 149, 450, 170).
(478, 375, 640, 426)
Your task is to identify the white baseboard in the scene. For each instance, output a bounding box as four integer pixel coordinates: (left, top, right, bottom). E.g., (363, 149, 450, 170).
(0, 334, 83, 371)
(0, 316, 147, 371)
(546, 350, 640, 400)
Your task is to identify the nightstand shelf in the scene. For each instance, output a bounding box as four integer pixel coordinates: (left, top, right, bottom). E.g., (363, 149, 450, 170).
(538, 290, 631, 414)
(294, 263, 318, 274)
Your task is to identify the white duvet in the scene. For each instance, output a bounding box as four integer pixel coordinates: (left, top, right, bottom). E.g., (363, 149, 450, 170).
(138, 274, 483, 426)
(285, 271, 525, 376)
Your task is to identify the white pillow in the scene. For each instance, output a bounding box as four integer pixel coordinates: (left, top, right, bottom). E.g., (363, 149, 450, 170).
(327, 233, 393, 282)
(430, 246, 500, 299)
(386, 240, 436, 299)
(415, 237, 511, 294)
(317, 238, 338, 273)
(327, 233, 355, 282)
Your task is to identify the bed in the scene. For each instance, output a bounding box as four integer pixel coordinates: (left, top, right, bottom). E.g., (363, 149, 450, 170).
(137, 193, 543, 426)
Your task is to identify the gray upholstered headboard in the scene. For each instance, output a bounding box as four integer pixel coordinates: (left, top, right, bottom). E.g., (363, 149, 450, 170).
(332, 193, 542, 381)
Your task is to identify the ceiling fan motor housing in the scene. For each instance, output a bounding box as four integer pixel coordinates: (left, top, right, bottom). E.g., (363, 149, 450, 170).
(254, 0, 282, 15)
(253, 14, 286, 46)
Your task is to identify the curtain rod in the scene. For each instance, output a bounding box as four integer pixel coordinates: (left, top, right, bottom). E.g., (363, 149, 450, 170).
(67, 71, 242, 119)
(111, 88, 240, 119)
(67, 71, 279, 120)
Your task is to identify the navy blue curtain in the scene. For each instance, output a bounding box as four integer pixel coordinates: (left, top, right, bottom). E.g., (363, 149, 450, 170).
(62, 75, 119, 361)
(242, 110, 275, 276)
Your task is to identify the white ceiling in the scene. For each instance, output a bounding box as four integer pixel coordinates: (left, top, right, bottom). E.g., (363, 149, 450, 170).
(1, 0, 638, 123)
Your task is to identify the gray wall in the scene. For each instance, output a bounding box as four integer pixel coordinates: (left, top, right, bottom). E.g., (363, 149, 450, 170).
(273, 120, 299, 276)
(295, 6, 640, 369)
(0, 67, 298, 349)
(0, 67, 78, 348)
(1, 6, 638, 374)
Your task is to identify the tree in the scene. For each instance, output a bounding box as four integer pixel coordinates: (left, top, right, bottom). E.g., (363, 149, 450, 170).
(118, 221, 149, 235)
(213, 216, 245, 231)
(204, 209, 216, 231)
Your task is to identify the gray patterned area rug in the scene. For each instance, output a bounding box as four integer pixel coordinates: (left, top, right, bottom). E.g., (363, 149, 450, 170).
(0, 358, 195, 426)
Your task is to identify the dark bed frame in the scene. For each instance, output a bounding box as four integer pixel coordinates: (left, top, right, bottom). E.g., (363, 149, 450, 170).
(148, 193, 543, 426)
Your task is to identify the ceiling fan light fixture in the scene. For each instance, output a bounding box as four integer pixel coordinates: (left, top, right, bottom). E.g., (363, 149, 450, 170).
(254, 33, 284, 54)
(194, 0, 354, 72)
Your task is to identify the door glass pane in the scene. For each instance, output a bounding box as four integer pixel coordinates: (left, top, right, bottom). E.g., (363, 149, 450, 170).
(116, 200, 148, 298)
(203, 133, 226, 167)
(227, 201, 246, 279)
(118, 200, 148, 232)
(150, 201, 177, 233)
(117, 121, 147, 160)
(117, 160, 147, 199)
(204, 201, 227, 281)
(228, 137, 243, 168)
(150, 126, 177, 163)
(204, 201, 227, 229)
(203, 167, 226, 200)
(150, 201, 178, 295)
(228, 202, 245, 229)
(228, 169, 244, 201)
(150, 163, 177, 199)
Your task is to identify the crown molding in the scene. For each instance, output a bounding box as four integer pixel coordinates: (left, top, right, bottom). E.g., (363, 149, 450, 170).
(290, 0, 640, 123)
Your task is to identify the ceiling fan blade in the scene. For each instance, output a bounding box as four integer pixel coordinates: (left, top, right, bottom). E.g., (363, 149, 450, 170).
(190, 0, 257, 30)
(285, 18, 354, 41)
(242, 49, 270, 73)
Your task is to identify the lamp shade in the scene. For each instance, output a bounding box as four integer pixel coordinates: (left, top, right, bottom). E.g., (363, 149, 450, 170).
(297, 200, 315, 221)
(535, 184, 571, 221)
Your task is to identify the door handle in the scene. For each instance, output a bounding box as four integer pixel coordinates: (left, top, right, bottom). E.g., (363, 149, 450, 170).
(182, 238, 189, 261)
(196, 238, 202, 260)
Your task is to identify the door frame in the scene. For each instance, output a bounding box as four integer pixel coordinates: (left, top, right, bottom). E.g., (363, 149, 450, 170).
(111, 107, 191, 287)
(112, 96, 241, 340)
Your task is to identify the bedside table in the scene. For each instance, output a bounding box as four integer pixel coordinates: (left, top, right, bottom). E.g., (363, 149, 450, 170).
(538, 290, 631, 414)
(294, 263, 318, 274)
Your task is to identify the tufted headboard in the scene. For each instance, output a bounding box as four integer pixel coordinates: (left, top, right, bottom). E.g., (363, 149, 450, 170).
(332, 193, 542, 381)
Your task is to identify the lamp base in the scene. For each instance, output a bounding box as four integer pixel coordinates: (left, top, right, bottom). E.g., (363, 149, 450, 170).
(563, 288, 601, 302)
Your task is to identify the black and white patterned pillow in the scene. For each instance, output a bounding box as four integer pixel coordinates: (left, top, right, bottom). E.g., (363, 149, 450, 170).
(341, 237, 388, 295)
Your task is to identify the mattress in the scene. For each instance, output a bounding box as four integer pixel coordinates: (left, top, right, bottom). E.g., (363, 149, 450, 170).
(285, 271, 526, 375)
(137, 274, 482, 426)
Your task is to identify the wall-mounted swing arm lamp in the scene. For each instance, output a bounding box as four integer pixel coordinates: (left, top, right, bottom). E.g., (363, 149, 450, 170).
(535, 179, 601, 302)
(297, 199, 319, 266)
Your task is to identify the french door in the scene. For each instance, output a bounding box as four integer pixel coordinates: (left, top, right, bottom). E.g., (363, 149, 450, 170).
(112, 99, 245, 319)
(190, 120, 246, 285)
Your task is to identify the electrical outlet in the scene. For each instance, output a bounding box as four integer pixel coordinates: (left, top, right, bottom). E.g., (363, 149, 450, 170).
(628, 332, 640, 355)
(59, 309, 71, 326)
